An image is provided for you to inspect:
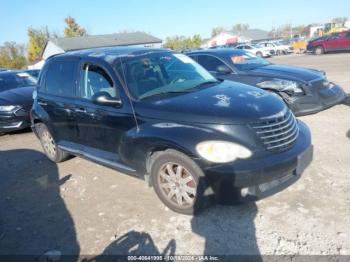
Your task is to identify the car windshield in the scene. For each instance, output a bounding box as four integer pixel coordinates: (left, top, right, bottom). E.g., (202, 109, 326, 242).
(0, 72, 37, 92)
(229, 52, 270, 71)
(114, 52, 217, 100)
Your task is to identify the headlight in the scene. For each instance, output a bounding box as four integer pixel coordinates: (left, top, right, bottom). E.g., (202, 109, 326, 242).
(0, 105, 17, 112)
(257, 79, 303, 94)
(196, 140, 252, 163)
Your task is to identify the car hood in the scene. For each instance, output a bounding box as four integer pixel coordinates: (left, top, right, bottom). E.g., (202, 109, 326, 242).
(135, 80, 286, 125)
(0, 86, 35, 106)
(249, 64, 323, 82)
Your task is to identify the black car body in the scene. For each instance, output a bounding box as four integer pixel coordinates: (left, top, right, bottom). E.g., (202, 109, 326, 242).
(0, 71, 37, 133)
(31, 47, 313, 214)
(187, 49, 346, 116)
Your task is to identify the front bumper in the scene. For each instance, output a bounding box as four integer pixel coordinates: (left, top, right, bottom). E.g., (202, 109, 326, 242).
(288, 83, 346, 116)
(200, 122, 313, 204)
(0, 113, 30, 133)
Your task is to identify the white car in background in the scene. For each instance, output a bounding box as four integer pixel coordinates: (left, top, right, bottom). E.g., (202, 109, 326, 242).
(260, 41, 293, 55)
(235, 44, 272, 57)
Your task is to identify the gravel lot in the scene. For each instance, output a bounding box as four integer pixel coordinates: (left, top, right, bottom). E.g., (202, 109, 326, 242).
(0, 53, 350, 259)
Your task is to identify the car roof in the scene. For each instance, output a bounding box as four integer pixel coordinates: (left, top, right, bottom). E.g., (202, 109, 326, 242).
(187, 48, 247, 57)
(49, 46, 169, 63)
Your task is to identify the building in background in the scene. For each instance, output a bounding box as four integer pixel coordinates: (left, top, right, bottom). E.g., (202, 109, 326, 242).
(202, 29, 270, 48)
(28, 32, 162, 69)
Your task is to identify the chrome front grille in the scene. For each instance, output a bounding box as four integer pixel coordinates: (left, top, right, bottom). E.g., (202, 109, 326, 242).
(251, 110, 299, 152)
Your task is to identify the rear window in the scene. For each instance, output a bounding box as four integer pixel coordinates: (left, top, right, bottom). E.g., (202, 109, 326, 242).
(45, 61, 76, 97)
(0, 72, 37, 92)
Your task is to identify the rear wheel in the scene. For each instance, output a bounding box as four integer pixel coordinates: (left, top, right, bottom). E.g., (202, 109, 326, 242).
(314, 46, 324, 55)
(37, 124, 69, 163)
(150, 149, 210, 215)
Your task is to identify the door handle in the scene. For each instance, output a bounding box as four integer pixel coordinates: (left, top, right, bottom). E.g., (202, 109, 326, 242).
(38, 101, 47, 106)
(75, 107, 87, 113)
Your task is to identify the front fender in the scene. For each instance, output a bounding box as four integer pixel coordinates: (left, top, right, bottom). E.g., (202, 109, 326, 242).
(119, 121, 218, 174)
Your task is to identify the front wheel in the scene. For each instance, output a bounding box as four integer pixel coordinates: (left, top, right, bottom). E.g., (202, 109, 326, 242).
(314, 46, 324, 55)
(37, 124, 70, 163)
(256, 51, 263, 57)
(150, 149, 210, 215)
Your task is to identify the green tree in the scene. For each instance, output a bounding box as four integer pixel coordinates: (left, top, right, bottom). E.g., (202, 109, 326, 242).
(232, 23, 249, 32)
(0, 42, 27, 69)
(27, 26, 50, 63)
(211, 26, 225, 37)
(163, 35, 203, 50)
(64, 16, 87, 37)
(331, 17, 347, 25)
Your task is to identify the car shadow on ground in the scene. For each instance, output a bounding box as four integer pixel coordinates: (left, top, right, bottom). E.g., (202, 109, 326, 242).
(0, 149, 79, 260)
(89, 230, 176, 261)
(90, 177, 261, 261)
(343, 94, 350, 107)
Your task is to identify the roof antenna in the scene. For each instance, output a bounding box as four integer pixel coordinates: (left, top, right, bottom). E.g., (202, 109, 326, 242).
(118, 56, 140, 132)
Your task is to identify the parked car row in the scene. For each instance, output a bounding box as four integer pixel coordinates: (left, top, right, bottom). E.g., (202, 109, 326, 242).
(1, 47, 345, 214)
(207, 40, 294, 57)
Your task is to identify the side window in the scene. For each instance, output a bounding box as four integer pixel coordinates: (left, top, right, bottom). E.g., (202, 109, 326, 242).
(245, 45, 252, 50)
(45, 61, 76, 97)
(329, 33, 340, 40)
(197, 55, 227, 72)
(79, 63, 116, 99)
(236, 46, 243, 49)
(346, 32, 350, 38)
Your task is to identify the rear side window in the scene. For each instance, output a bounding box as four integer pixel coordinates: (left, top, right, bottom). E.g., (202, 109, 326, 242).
(197, 55, 227, 72)
(345, 32, 350, 38)
(45, 61, 76, 97)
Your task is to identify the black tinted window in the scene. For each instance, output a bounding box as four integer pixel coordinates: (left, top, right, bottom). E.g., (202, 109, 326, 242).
(79, 64, 115, 99)
(0, 72, 36, 92)
(345, 32, 350, 38)
(197, 55, 226, 72)
(45, 61, 76, 96)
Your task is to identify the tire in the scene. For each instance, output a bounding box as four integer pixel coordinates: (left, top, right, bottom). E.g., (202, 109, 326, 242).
(314, 46, 324, 55)
(276, 50, 282, 56)
(150, 149, 211, 215)
(37, 124, 70, 163)
(256, 52, 263, 57)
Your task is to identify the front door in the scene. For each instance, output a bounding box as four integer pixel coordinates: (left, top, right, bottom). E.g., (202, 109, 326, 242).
(73, 61, 136, 160)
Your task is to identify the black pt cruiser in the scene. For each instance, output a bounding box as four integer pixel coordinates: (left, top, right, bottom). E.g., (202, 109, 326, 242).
(31, 47, 313, 214)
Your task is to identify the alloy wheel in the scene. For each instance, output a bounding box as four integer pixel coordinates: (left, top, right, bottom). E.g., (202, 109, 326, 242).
(158, 162, 197, 208)
(42, 130, 56, 159)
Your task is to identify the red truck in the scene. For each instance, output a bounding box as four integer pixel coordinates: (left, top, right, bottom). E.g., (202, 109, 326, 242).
(307, 30, 350, 55)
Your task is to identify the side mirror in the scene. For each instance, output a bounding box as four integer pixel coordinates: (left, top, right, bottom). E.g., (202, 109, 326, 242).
(92, 92, 122, 107)
(216, 65, 232, 75)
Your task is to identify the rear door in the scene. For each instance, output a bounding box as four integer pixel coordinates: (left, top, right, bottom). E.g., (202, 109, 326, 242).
(38, 58, 80, 146)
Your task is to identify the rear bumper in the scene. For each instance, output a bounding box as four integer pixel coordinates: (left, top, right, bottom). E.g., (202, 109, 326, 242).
(289, 83, 346, 116)
(201, 122, 313, 204)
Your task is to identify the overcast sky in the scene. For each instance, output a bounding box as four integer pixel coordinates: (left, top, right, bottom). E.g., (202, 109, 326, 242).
(1, 0, 349, 44)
